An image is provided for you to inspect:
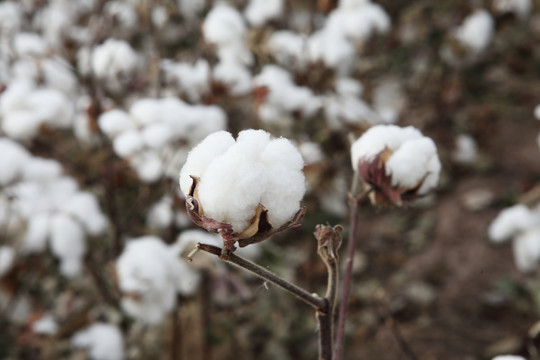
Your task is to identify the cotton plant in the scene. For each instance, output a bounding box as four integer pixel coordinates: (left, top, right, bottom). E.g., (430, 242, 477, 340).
(115, 236, 200, 325)
(71, 322, 125, 360)
(98, 97, 227, 183)
(488, 204, 540, 272)
(440, 9, 495, 66)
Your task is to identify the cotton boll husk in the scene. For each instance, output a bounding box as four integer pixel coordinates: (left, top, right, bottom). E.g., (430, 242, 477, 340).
(203, 4, 247, 45)
(62, 192, 108, 236)
(2, 111, 42, 140)
(141, 123, 173, 149)
(32, 314, 58, 335)
(512, 227, 540, 272)
(131, 151, 164, 183)
(98, 109, 135, 138)
(147, 196, 173, 229)
(213, 62, 252, 96)
(49, 213, 86, 278)
(72, 323, 124, 360)
(179, 131, 235, 196)
(13, 32, 47, 57)
(244, 0, 284, 28)
(488, 204, 535, 243)
(0, 138, 30, 186)
(22, 158, 63, 182)
(22, 214, 50, 253)
(112, 129, 143, 157)
(130, 98, 161, 126)
(0, 246, 15, 277)
(385, 137, 440, 193)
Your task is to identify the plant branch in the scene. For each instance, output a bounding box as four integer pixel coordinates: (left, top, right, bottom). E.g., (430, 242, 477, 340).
(334, 185, 371, 360)
(193, 243, 326, 310)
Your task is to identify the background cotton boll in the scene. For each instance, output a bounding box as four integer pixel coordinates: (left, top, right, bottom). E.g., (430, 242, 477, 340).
(454, 10, 494, 53)
(141, 123, 173, 149)
(372, 79, 405, 124)
(32, 314, 58, 335)
(112, 129, 144, 157)
(72, 323, 124, 360)
(62, 192, 108, 236)
(203, 4, 247, 45)
(49, 213, 86, 278)
(179, 131, 235, 196)
(162, 59, 210, 102)
(512, 227, 540, 272)
(0, 2, 23, 34)
(213, 62, 253, 96)
(189, 106, 227, 141)
(244, 0, 284, 28)
(129, 98, 161, 126)
(336, 78, 363, 97)
(0, 80, 35, 115)
(131, 151, 164, 183)
(27, 88, 74, 128)
(298, 141, 324, 165)
(151, 6, 169, 29)
(2, 111, 42, 140)
(307, 28, 355, 73)
(22, 214, 50, 253)
(0, 246, 15, 277)
(91, 39, 138, 79)
(492, 356, 527, 360)
(147, 196, 173, 229)
(534, 104, 540, 120)
(453, 134, 478, 165)
(488, 204, 535, 243)
(98, 109, 135, 138)
(40, 59, 78, 95)
(13, 32, 48, 57)
(267, 31, 308, 70)
(493, 0, 531, 20)
(0, 138, 30, 186)
(21, 158, 63, 181)
(178, 0, 205, 20)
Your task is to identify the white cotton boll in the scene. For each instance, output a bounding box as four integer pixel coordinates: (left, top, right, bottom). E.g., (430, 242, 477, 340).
(163, 148, 188, 180)
(0, 138, 30, 186)
(489, 204, 536, 243)
(104, 1, 138, 33)
(158, 97, 192, 136)
(147, 196, 173, 229)
(2, 111, 42, 141)
(373, 79, 405, 124)
(454, 10, 494, 54)
(27, 88, 73, 128)
(203, 4, 247, 45)
(49, 214, 86, 278)
(324, 91, 381, 129)
(492, 356, 527, 360)
(298, 141, 324, 164)
(92, 39, 139, 80)
(244, 0, 284, 28)
(493, 0, 531, 20)
(22, 214, 50, 253)
(63, 192, 108, 236)
(179, 131, 236, 195)
(268, 31, 308, 70)
(512, 227, 540, 272)
(35, 3, 72, 50)
(188, 106, 228, 141)
(328, 3, 390, 44)
(32, 314, 58, 335)
(0, 80, 34, 115)
(307, 29, 355, 74)
(22, 158, 63, 182)
(141, 123, 173, 149)
(336, 78, 363, 97)
(41, 58, 77, 95)
(130, 98, 161, 126)
(131, 151, 164, 183)
(14, 33, 47, 57)
(0, 2, 22, 34)
(72, 323, 124, 360)
(453, 134, 478, 164)
(0, 246, 15, 277)
(151, 6, 169, 29)
(534, 104, 540, 120)
(162, 59, 210, 102)
(385, 138, 440, 194)
(98, 109, 135, 138)
(213, 62, 252, 96)
(113, 129, 143, 157)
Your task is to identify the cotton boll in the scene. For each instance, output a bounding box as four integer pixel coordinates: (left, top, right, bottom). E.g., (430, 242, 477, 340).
(179, 131, 235, 195)
(22, 214, 50, 253)
(104, 1, 138, 35)
(147, 196, 173, 229)
(27, 88, 74, 128)
(151, 6, 169, 29)
(98, 109, 135, 138)
(0, 246, 15, 277)
(298, 141, 324, 164)
(213, 62, 252, 96)
(35, 3, 72, 50)
(0, 2, 23, 34)
(32, 314, 58, 335)
(131, 151, 164, 183)
(62, 192, 108, 236)
(92, 39, 139, 80)
(534, 104, 540, 120)
(512, 227, 540, 272)
(267, 31, 308, 70)
(130, 98, 161, 126)
(454, 10, 494, 54)
(492, 356, 527, 360)
(244, 0, 284, 28)
(188, 106, 227, 141)
(493, 0, 531, 20)
(488, 205, 535, 243)
(0, 80, 34, 115)
(49, 214, 86, 278)
(453, 134, 478, 165)
(2, 111, 42, 140)
(203, 4, 247, 45)
(113, 129, 144, 157)
(72, 323, 124, 360)
(372, 79, 405, 124)
(13, 33, 48, 57)
(41, 58, 78, 95)
(22, 158, 63, 182)
(0, 138, 30, 186)
(162, 59, 210, 102)
(141, 123, 173, 149)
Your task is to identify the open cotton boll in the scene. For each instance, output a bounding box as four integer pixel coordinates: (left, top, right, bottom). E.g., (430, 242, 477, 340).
(32, 314, 58, 335)
(2, 111, 42, 141)
(0, 1, 23, 34)
(40, 58, 78, 95)
(188, 106, 228, 141)
(0, 138, 30, 186)
(141, 123, 173, 149)
(534, 104, 540, 120)
(203, 4, 247, 45)
(131, 150, 164, 183)
(91, 39, 139, 80)
(512, 227, 540, 272)
(129, 98, 161, 126)
(49, 214, 86, 278)
(22, 214, 50, 253)
(213, 62, 252, 96)
(112, 129, 144, 157)
(453, 134, 478, 165)
(493, 0, 531, 20)
(492, 356, 526, 360)
(454, 10, 494, 54)
(22, 158, 63, 182)
(14, 33, 48, 57)
(98, 109, 135, 138)
(62, 192, 108, 236)
(27, 88, 74, 128)
(72, 323, 124, 360)
(178, 0, 205, 19)
(0, 246, 15, 277)
(147, 196, 173, 229)
(488, 205, 535, 243)
(328, 2, 390, 43)
(267, 31, 308, 70)
(307, 29, 355, 74)
(244, 0, 284, 28)
(0, 80, 34, 115)
(161, 59, 210, 102)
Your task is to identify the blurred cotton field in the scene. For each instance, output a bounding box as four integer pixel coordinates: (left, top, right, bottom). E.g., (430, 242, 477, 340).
(1, 0, 540, 359)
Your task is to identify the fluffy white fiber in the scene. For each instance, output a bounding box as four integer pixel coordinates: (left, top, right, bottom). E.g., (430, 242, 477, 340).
(454, 10, 494, 54)
(180, 129, 305, 233)
(72, 323, 124, 360)
(351, 125, 441, 195)
(244, 0, 284, 28)
(91, 39, 138, 82)
(116, 236, 200, 324)
(492, 356, 526, 360)
(0, 246, 15, 277)
(453, 134, 478, 165)
(493, 0, 531, 20)
(32, 314, 58, 335)
(488, 204, 535, 243)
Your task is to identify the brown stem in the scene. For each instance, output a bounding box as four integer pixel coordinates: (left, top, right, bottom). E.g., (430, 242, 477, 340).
(334, 188, 371, 360)
(195, 243, 325, 309)
(170, 299, 181, 360)
(317, 299, 332, 360)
